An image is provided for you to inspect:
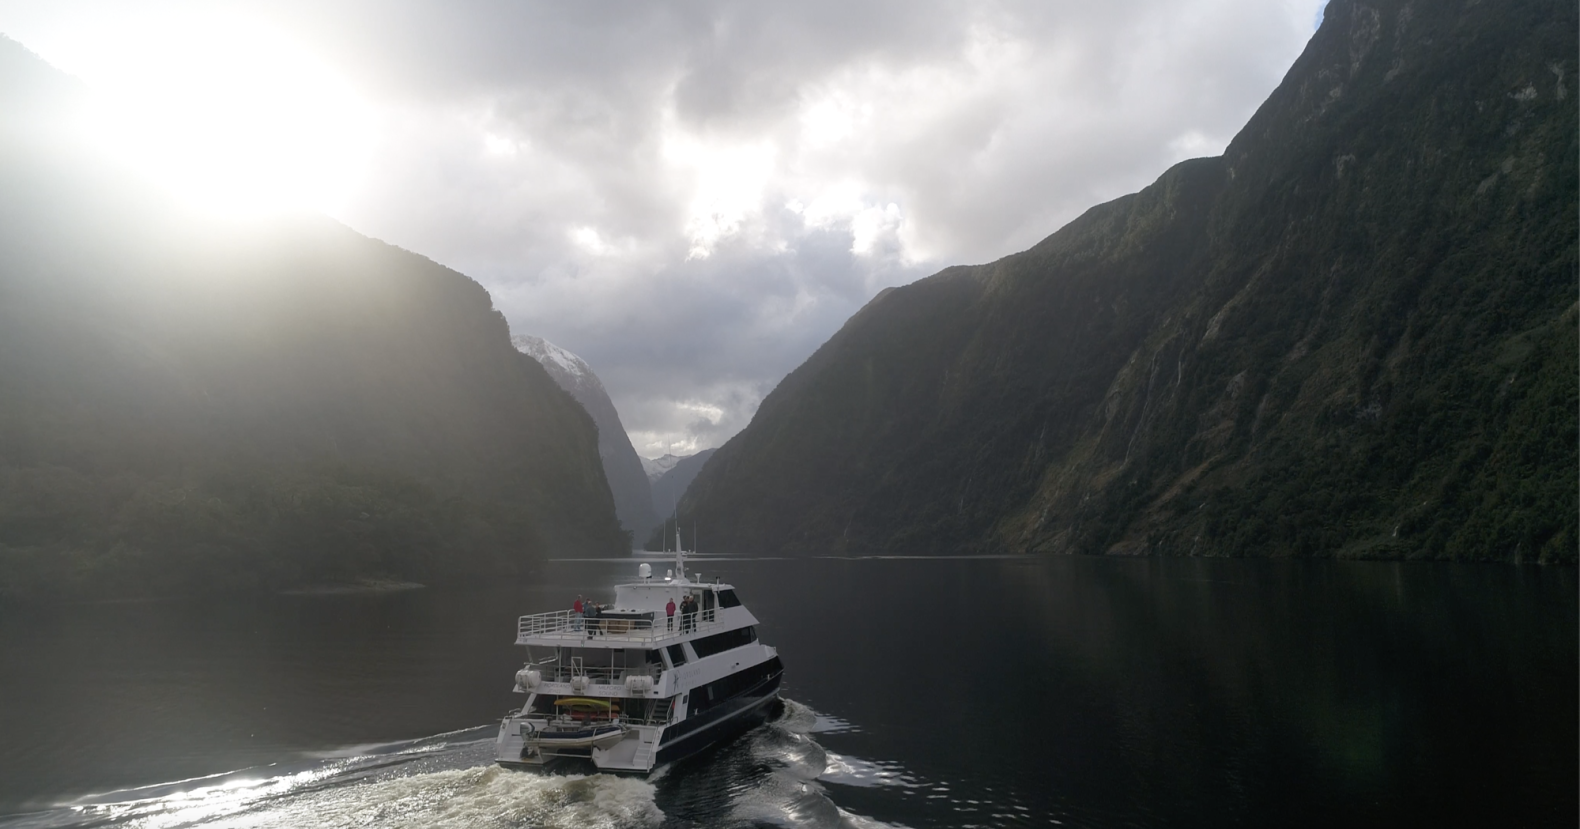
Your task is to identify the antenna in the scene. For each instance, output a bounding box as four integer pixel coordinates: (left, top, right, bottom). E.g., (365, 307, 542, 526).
(674, 523, 686, 581)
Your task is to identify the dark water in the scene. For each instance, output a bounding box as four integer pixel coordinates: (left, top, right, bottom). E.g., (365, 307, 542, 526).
(0, 556, 1574, 827)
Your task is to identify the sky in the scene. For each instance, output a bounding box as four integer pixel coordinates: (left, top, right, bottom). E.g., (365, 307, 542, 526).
(1, 0, 1327, 457)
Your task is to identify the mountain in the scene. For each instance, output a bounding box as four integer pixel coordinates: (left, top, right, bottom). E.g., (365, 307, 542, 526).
(640, 454, 685, 483)
(678, 0, 1577, 563)
(512, 334, 658, 546)
(649, 449, 717, 518)
(0, 38, 627, 599)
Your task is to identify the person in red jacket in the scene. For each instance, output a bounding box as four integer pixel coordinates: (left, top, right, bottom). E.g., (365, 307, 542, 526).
(666, 597, 676, 631)
(573, 595, 584, 631)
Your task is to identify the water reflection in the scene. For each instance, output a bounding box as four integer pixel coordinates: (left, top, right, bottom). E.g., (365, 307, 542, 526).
(1, 557, 1573, 828)
(993, 557, 1579, 825)
(731, 556, 1576, 828)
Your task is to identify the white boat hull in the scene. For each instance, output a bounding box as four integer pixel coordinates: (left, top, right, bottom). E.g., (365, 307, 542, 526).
(495, 660, 783, 774)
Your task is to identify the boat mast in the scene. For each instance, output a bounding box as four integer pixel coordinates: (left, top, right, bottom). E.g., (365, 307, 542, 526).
(674, 524, 686, 582)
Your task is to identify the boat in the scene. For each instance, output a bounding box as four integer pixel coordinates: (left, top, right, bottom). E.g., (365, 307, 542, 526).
(494, 532, 784, 774)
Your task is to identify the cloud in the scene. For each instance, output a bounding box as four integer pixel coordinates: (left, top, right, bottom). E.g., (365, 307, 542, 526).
(1, 0, 1326, 456)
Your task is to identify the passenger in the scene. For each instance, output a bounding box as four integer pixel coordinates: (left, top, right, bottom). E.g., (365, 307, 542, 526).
(572, 595, 584, 631)
(666, 597, 676, 631)
(586, 601, 601, 636)
(683, 595, 698, 632)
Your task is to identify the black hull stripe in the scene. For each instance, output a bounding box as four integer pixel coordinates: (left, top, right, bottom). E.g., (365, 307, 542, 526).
(654, 669, 782, 764)
(660, 655, 783, 745)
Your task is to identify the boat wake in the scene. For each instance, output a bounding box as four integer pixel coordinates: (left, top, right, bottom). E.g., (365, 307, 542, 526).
(1, 702, 915, 829)
(684, 700, 911, 829)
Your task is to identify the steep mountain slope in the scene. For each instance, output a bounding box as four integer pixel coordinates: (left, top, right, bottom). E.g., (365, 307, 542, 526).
(513, 334, 658, 546)
(641, 454, 686, 484)
(0, 39, 626, 598)
(649, 449, 717, 518)
(680, 0, 1577, 562)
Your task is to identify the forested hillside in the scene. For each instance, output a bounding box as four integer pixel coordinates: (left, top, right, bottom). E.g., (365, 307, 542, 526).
(0, 38, 627, 598)
(680, 0, 1577, 563)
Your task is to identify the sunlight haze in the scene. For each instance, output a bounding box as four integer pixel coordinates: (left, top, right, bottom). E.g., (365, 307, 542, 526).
(0, 0, 1326, 453)
(39, 10, 375, 217)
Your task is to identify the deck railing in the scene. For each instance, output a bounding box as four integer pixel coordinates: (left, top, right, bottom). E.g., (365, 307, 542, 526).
(620, 698, 677, 727)
(531, 663, 667, 686)
(516, 608, 721, 645)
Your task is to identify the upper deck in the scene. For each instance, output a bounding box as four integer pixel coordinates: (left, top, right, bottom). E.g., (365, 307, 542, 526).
(515, 576, 756, 647)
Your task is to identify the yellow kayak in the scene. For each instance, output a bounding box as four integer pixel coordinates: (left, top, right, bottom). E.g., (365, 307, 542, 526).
(554, 697, 616, 710)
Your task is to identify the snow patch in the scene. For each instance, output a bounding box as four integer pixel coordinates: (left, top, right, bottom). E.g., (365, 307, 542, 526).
(641, 454, 685, 483)
(511, 333, 590, 381)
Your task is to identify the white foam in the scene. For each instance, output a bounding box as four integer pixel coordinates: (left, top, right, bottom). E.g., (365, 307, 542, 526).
(818, 752, 913, 789)
(723, 699, 919, 828)
(56, 767, 661, 829)
(303, 725, 490, 760)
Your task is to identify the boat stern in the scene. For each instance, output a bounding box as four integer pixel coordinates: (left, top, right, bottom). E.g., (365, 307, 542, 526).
(590, 724, 662, 774)
(495, 713, 548, 768)
(495, 713, 662, 774)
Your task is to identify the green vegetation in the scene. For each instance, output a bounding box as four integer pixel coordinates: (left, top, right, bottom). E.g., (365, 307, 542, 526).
(680, 0, 1577, 563)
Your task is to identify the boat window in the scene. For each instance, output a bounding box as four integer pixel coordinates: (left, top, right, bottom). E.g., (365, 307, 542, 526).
(688, 656, 781, 714)
(566, 648, 617, 669)
(690, 625, 757, 658)
(717, 589, 742, 608)
(645, 649, 665, 666)
(665, 644, 688, 666)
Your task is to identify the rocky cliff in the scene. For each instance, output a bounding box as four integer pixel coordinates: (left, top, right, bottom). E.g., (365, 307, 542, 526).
(679, 0, 1577, 562)
(513, 334, 658, 547)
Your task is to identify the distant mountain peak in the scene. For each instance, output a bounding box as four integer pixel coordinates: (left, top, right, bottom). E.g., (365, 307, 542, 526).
(646, 448, 718, 538)
(511, 334, 592, 384)
(641, 453, 687, 483)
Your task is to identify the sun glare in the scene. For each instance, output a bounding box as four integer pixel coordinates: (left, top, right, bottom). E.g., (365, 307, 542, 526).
(662, 126, 777, 259)
(63, 14, 375, 219)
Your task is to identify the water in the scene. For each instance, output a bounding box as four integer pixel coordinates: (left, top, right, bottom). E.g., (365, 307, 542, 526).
(0, 556, 1574, 827)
